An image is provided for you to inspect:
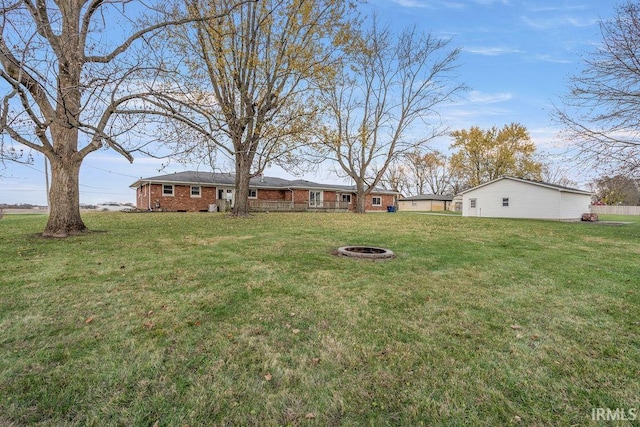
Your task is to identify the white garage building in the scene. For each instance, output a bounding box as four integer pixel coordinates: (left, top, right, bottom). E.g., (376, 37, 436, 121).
(461, 176, 592, 220)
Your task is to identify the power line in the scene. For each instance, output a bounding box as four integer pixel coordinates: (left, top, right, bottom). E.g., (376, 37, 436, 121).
(84, 164, 139, 179)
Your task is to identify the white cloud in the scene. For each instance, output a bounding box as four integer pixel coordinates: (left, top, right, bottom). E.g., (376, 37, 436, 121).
(521, 15, 598, 31)
(467, 90, 514, 104)
(531, 54, 572, 64)
(391, 0, 427, 8)
(465, 46, 522, 56)
(390, 0, 465, 9)
(523, 3, 588, 13)
(471, 0, 510, 5)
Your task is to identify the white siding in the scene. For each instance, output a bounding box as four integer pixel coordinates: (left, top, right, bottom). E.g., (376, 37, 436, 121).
(559, 191, 592, 220)
(462, 178, 591, 220)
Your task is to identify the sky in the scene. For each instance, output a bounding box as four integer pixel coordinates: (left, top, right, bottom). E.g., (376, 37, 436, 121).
(0, 0, 618, 206)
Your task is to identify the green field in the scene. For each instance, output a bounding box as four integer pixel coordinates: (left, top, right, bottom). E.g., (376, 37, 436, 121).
(1, 212, 638, 426)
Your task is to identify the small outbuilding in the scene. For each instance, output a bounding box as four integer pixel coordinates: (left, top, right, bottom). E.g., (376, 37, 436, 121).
(397, 194, 454, 212)
(460, 176, 592, 220)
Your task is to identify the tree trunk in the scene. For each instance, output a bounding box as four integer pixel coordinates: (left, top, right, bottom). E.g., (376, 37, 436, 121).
(43, 156, 86, 237)
(232, 154, 252, 216)
(355, 179, 367, 214)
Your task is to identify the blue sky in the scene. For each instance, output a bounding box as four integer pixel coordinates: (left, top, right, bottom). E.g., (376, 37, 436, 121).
(1, 0, 617, 205)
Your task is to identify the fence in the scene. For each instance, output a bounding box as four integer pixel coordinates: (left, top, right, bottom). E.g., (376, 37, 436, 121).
(590, 205, 640, 216)
(248, 200, 306, 212)
(248, 200, 350, 212)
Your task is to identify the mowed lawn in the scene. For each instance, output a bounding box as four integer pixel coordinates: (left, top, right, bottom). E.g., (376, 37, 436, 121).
(0, 212, 638, 426)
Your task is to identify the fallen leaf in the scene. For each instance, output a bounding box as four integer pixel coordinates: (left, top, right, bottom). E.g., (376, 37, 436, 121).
(144, 322, 154, 329)
(310, 358, 320, 365)
(305, 413, 316, 419)
(264, 372, 272, 381)
(292, 329, 301, 334)
(514, 415, 522, 422)
(152, 421, 159, 427)
(510, 324, 522, 330)
(85, 316, 94, 324)
(146, 310, 154, 316)
(531, 335, 539, 341)
(516, 333, 523, 339)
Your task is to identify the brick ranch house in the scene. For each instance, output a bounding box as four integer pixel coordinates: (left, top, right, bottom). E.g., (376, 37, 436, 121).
(130, 171, 398, 213)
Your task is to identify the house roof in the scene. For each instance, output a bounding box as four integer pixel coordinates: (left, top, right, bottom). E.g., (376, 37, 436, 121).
(460, 175, 593, 196)
(130, 171, 398, 194)
(399, 194, 453, 202)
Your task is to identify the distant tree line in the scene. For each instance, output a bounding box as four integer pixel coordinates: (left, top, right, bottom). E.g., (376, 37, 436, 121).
(591, 175, 640, 205)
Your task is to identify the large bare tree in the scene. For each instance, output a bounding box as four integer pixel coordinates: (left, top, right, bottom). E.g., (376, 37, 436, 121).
(154, 0, 353, 216)
(0, 0, 245, 236)
(556, 1, 640, 178)
(317, 20, 463, 213)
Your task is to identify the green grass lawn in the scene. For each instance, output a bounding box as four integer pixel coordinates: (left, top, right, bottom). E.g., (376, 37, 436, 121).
(1, 212, 638, 426)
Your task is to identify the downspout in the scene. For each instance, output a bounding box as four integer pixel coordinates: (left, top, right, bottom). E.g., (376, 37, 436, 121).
(148, 181, 151, 211)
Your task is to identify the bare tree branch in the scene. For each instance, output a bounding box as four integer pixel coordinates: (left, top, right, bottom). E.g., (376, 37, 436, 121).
(556, 1, 640, 178)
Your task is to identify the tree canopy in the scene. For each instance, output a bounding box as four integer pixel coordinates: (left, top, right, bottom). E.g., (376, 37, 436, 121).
(449, 123, 543, 189)
(381, 150, 453, 196)
(156, 0, 353, 216)
(592, 174, 640, 205)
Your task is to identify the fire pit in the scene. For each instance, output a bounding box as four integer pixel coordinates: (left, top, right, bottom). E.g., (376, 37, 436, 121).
(336, 246, 394, 260)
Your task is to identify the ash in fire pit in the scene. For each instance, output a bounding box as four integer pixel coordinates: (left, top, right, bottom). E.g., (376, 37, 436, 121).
(336, 246, 394, 259)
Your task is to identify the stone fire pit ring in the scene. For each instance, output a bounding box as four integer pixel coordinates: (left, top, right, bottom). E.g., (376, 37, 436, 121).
(336, 246, 395, 260)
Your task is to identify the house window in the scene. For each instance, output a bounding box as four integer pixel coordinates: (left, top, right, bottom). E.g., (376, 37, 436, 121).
(502, 197, 509, 207)
(309, 190, 323, 207)
(470, 199, 476, 208)
(191, 186, 201, 197)
(412, 201, 417, 207)
(163, 184, 174, 196)
(248, 189, 258, 199)
(341, 194, 352, 204)
(372, 196, 382, 206)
